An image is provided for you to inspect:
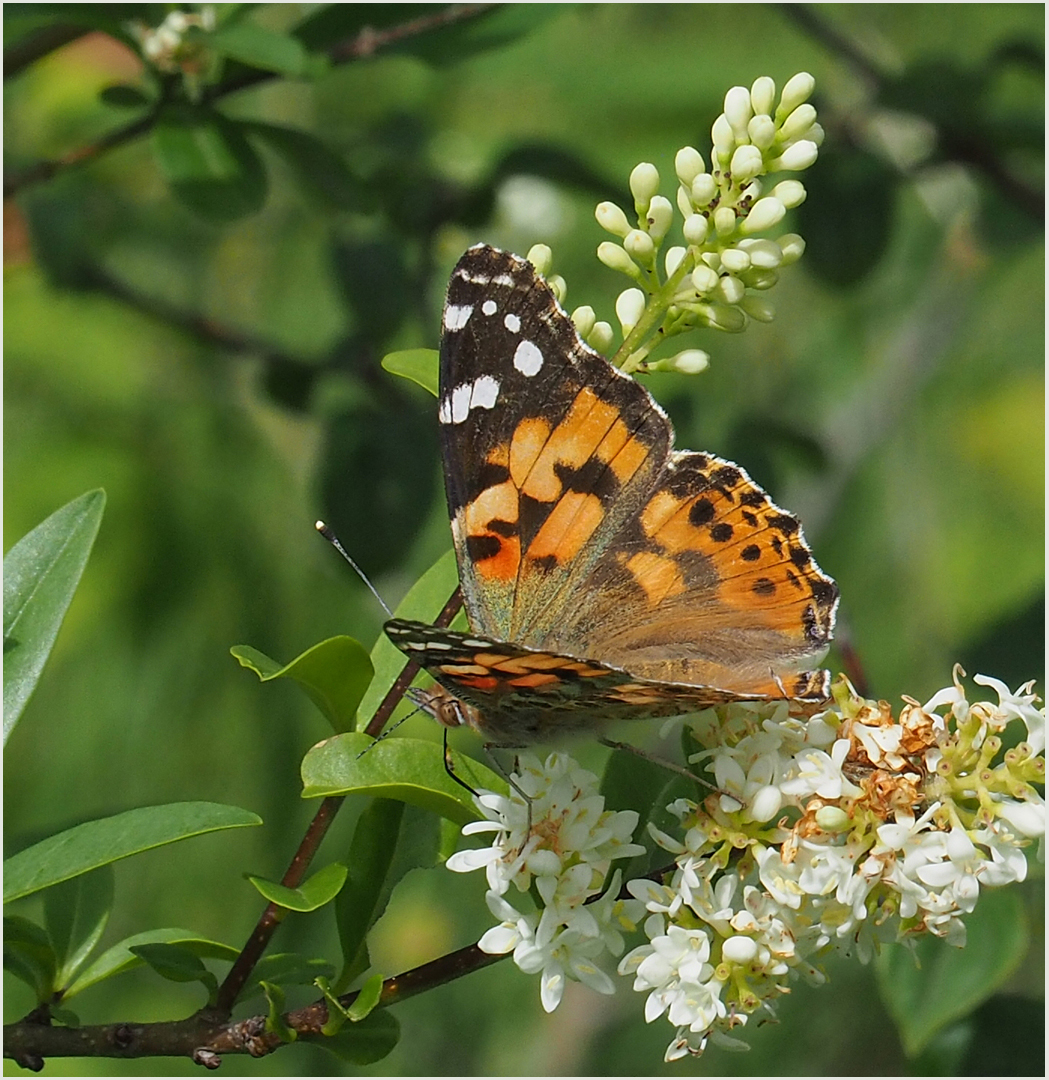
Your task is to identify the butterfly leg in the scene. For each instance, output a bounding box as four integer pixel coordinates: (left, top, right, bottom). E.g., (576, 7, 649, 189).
(482, 746, 534, 838)
(598, 737, 726, 796)
(442, 728, 481, 798)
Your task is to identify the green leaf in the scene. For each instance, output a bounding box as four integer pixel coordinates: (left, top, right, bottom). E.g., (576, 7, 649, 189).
(205, 22, 309, 77)
(243, 122, 360, 211)
(599, 748, 669, 877)
(3, 916, 57, 1001)
(236, 953, 337, 1004)
(99, 84, 150, 108)
(316, 1008, 400, 1065)
(248, 862, 348, 913)
(3, 802, 262, 903)
(261, 980, 296, 1041)
(130, 943, 218, 1003)
(3, 489, 105, 745)
(43, 865, 114, 990)
(876, 887, 1029, 1057)
(64, 929, 239, 999)
(346, 971, 384, 1022)
(301, 731, 504, 826)
(152, 105, 267, 221)
(381, 350, 439, 397)
(50, 1007, 80, 1028)
(355, 548, 460, 729)
(231, 636, 373, 733)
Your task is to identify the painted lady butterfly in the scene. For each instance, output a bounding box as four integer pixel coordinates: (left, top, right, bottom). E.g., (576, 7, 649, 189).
(385, 245, 839, 746)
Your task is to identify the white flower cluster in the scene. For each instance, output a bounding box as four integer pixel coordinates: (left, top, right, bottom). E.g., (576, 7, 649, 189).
(448, 671, 1044, 1062)
(591, 72, 823, 375)
(130, 7, 215, 75)
(446, 752, 646, 1011)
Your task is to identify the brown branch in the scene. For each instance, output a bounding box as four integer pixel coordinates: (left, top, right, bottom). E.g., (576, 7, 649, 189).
(3, 4, 495, 199)
(214, 586, 463, 1013)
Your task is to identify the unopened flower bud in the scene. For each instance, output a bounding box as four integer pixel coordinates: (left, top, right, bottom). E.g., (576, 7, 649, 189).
(624, 229, 655, 262)
(691, 264, 719, 294)
(808, 121, 826, 147)
(740, 196, 786, 234)
(690, 173, 717, 207)
(730, 144, 764, 182)
(676, 185, 694, 219)
(645, 195, 673, 241)
(741, 179, 762, 202)
(740, 295, 775, 322)
(527, 848, 562, 876)
(664, 245, 687, 276)
(748, 784, 783, 822)
(772, 180, 806, 208)
(722, 935, 759, 964)
(711, 114, 735, 158)
(683, 213, 709, 245)
(723, 86, 753, 140)
(587, 320, 614, 353)
(747, 114, 776, 150)
(741, 268, 779, 290)
(629, 162, 660, 209)
(571, 305, 596, 338)
(717, 274, 745, 304)
(720, 247, 751, 273)
(738, 238, 783, 268)
(675, 146, 705, 186)
(777, 233, 806, 264)
(669, 349, 709, 374)
(595, 201, 632, 238)
(527, 244, 553, 276)
(774, 139, 818, 172)
(547, 275, 567, 303)
(705, 303, 747, 332)
(778, 71, 816, 118)
(597, 241, 640, 277)
(615, 287, 646, 333)
(750, 75, 776, 117)
(814, 805, 851, 832)
(780, 103, 817, 142)
(713, 205, 737, 237)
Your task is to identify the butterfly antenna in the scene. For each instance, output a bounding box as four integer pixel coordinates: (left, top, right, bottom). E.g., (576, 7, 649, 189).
(355, 708, 422, 760)
(315, 520, 393, 618)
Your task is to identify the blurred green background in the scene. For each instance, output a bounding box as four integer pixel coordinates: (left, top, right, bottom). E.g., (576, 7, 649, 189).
(4, 4, 1043, 1075)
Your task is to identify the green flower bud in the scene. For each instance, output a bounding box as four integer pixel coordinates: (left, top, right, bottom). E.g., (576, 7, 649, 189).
(548, 275, 567, 303)
(717, 274, 745, 304)
(750, 75, 776, 117)
(645, 195, 674, 241)
(772, 179, 806, 208)
(713, 205, 737, 237)
(780, 102, 817, 142)
(629, 162, 660, 208)
(703, 302, 746, 332)
(683, 213, 709, 245)
(690, 173, 717, 207)
(730, 145, 763, 182)
(737, 238, 783, 268)
(624, 228, 655, 263)
(527, 244, 553, 276)
(778, 71, 815, 118)
(747, 114, 776, 150)
(664, 245, 687, 276)
(814, 805, 850, 832)
(720, 247, 751, 273)
(740, 295, 775, 322)
(700, 250, 721, 270)
(597, 241, 640, 277)
(773, 139, 818, 172)
(711, 114, 735, 158)
(615, 287, 646, 333)
(809, 121, 826, 147)
(588, 321, 614, 353)
(674, 146, 705, 186)
(740, 267, 779, 290)
(571, 305, 596, 338)
(676, 185, 694, 219)
(723, 86, 753, 140)
(691, 264, 719, 294)
(595, 200, 632, 238)
(777, 233, 806, 264)
(740, 196, 785, 234)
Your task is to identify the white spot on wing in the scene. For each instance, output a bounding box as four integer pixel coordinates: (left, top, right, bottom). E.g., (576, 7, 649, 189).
(513, 339, 544, 377)
(426, 641, 453, 650)
(438, 397, 452, 424)
(444, 304, 473, 331)
(470, 375, 500, 410)
(456, 269, 489, 285)
(462, 639, 494, 648)
(450, 383, 472, 423)
(492, 274, 515, 287)
(482, 299, 498, 316)
(504, 312, 521, 333)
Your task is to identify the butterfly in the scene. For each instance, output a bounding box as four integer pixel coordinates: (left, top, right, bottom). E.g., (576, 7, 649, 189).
(385, 245, 839, 747)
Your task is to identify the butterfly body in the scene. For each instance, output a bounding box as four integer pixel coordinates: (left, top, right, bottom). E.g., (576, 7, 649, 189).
(385, 245, 839, 746)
